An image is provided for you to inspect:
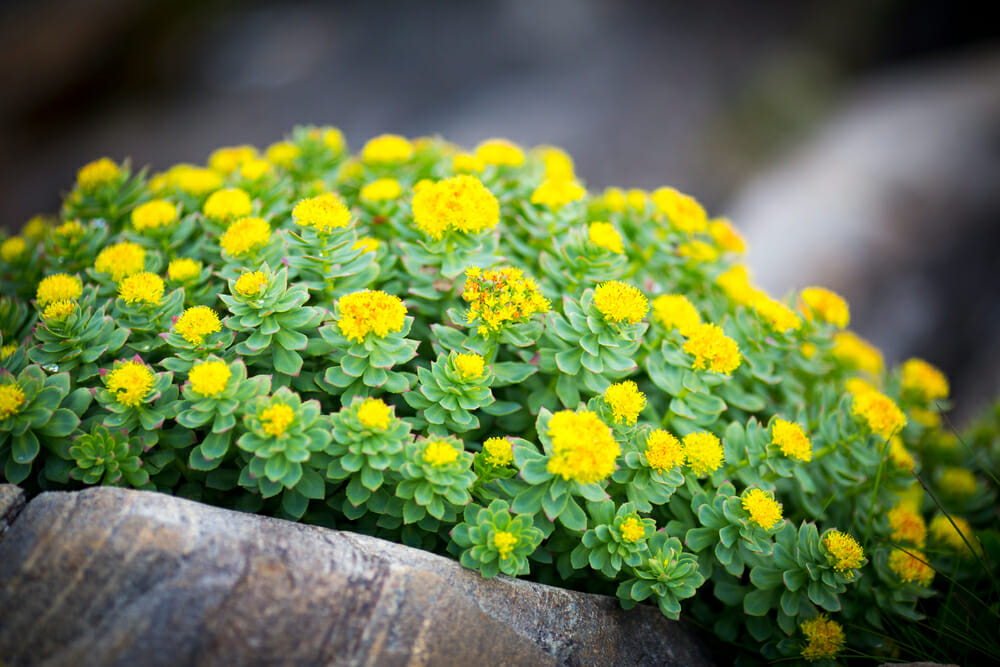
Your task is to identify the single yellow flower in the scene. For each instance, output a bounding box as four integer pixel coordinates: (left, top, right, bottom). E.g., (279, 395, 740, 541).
(546, 410, 619, 484)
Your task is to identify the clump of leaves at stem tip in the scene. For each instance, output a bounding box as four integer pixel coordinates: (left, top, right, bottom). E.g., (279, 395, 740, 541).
(451, 499, 544, 577)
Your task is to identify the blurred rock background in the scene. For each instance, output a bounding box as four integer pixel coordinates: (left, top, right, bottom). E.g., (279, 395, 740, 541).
(1, 0, 997, 420)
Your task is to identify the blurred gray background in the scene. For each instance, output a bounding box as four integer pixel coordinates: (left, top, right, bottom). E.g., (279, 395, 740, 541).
(1, 0, 998, 421)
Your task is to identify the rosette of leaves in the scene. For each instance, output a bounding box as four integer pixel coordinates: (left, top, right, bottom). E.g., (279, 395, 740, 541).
(0, 295, 34, 345)
(403, 351, 495, 433)
(569, 500, 655, 578)
(0, 365, 87, 483)
(616, 532, 706, 620)
(317, 311, 418, 402)
(69, 424, 149, 488)
(722, 417, 811, 490)
(284, 218, 376, 300)
(610, 429, 685, 512)
(28, 288, 130, 382)
(542, 288, 645, 401)
(537, 224, 628, 294)
(399, 228, 500, 284)
(470, 436, 520, 503)
(388, 434, 475, 526)
(62, 159, 147, 228)
(325, 397, 412, 517)
(123, 207, 200, 258)
(114, 283, 183, 355)
(219, 264, 326, 379)
(95, 357, 176, 447)
(682, 481, 780, 578)
(43, 220, 109, 277)
(236, 386, 332, 518)
(644, 334, 732, 429)
(275, 125, 349, 184)
(177, 358, 270, 471)
(451, 499, 544, 577)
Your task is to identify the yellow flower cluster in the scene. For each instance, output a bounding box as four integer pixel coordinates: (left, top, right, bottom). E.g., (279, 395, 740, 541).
(95, 241, 146, 282)
(188, 360, 231, 397)
(106, 360, 154, 407)
(771, 419, 812, 462)
(799, 287, 850, 328)
(593, 281, 648, 325)
(651, 294, 701, 336)
(292, 193, 353, 232)
(652, 187, 707, 233)
(260, 403, 295, 437)
(155, 164, 223, 196)
(741, 489, 783, 529)
(208, 145, 257, 174)
(603, 381, 646, 425)
(901, 358, 949, 402)
(683, 323, 741, 375)
(482, 436, 513, 467)
(475, 139, 525, 167)
(939, 467, 976, 498)
(530, 179, 586, 209)
(0, 383, 26, 421)
(588, 221, 624, 254)
(131, 200, 179, 232)
(619, 516, 645, 543)
(360, 178, 402, 202)
(336, 290, 407, 343)
(832, 331, 884, 375)
(175, 306, 222, 346)
(887, 504, 927, 547)
(851, 388, 907, 439)
(362, 134, 414, 164)
(265, 141, 301, 168)
(462, 266, 550, 335)
(889, 436, 915, 471)
(1, 237, 26, 263)
(36, 273, 82, 307)
(681, 432, 724, 476)
(356, 398, 392, 430)
(43, 300, 77, 322)
(411, 174, 500, 240)
(453, 353, 486, 381)
(929, 515, 975, 552)
(168, 258, 201, 282)
(220, 217, 271, 257)
(823, 531, 864, 573)
(677, 240, 718, 263)
(423, 439, 460, 467)
(76, 158, 121, 193)
(800, 614, 845, 662)
(234, 270, 268, 297)
(708, 218, 746, 254)
(888, 549, 934, 586)
(492, 530, 518, 559)
(203, 188, 253, 223)
(546, 410, 619, 484)
(118, 272, 164, 306)
(644, 430, 684, 471)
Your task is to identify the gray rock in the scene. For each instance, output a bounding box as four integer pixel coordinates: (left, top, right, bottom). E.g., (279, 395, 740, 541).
(0, 483, 25, 538)
(0, 485, 713, 667)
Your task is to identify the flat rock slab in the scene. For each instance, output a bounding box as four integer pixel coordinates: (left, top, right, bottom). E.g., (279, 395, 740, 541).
(0, 485, 713, 666)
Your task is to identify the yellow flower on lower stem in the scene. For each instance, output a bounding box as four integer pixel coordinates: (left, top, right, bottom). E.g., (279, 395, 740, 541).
(888, 549, 934, 586)
(106, 360, 155, 407)
(530, 179, 585, 209)
(799, 287, 850, 328)
(475, 138, 525, 167)
(603, 381, 646, 425)
(203, 187, 253, 223)
(0, 383, 27, 421)
(293, 193, 353, 233)
(546, 410, 619, 484)
(716, 265, 755, 305)
(265, 141, 302, 168)
(260, 403, 294, 437)
(888, 436, 915, 471)
(234, 271, 268, 297)
(751, 290, 801, 333)
(36, 273, 83, 307)
(411, 174, 500, 239)
(593, 281, 648, 325)
(800, 614, 845, 662)
(239, 159, 272, 181)
(771, 419, 812, 462)
(94, 241, 146, 282)
(423, 439, 459, 467)
(901, 358, 949, 402)
(651, 294, 701, 337)
(683, 323, 741, 374)
(356, 398, 392, 431)
(208, 145, 257, 174)
(188, 360, 231, 397)
(644, 430, 684, 471)
(174, 306, 222, 345)
(852, 389, 906, 439)
(651, 186, 707, 233)
(823, 530, 864, 573)
(353, 237, 380, 254)
(118, 272, 164, 306)
(619, 516, 645, 543)
(708, 218, 746, 254)
(742, 488, 783, 529)
(482, 436, 513, 467)
(221, 217, 271, 257)
(832, 331, 884, 376)
(492, 530, 518, 559)
(681, 432, 724, 476)
(42, 300, 77, 322)
(360, 178, 402, 202)
(677, 240, 718, 263)
(601, 187, 627, 212)
(588, 222, 624, 254)
(888, 503, 927, 547)
(77, 157, 120, 193)
(336, 290, 407, 343)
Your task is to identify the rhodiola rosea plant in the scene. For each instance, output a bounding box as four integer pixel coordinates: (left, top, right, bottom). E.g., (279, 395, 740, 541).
(1, 126, 997, 665)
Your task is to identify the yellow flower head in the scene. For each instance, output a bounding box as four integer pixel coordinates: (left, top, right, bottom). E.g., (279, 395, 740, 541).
(603, 381, 646, 425)
(800, 614, 845, 662)
(105, 360, 155, 407)
(356, 397, 392, 431)
(1, 237, 27, 263)
(453, 153, 485, 173)
(742, 488, 783, 529)
(492, 530, 518, 559)
(929, 515, 975, 553)
(652, 294, 701, 337)
(626, 189, 648, 211)
(939, 467, 976, 499)
(188, 360, 231, 397)
(265, 141, 302, 168)
(909, 406, 941, 429)
(323, 127, 346, 153)
(167, 258, 201, 282)
(546, 410, 620, 484)
(593, 281, 648, 325)
(23, 215, 51, 241)
(683, 323, 742, 375)
(0, 383, 27, 421)
(588, 221, 624, 254)
(203, 188, 253, 223)
(362, 134, 413, 164)
(708, 218, 746, 254)
(131, 200, 179, 232)
(360, 178, 402, 202)
(888, 504, 927, 547)
(1, 344, 17, 360)
(423, 438, 460, 467)
(716, 265, 755, 305)
(461, 266, 550, 333)
(678, 240, 719, 263)
(475, 138, 525, 167)
(832, 331, 884, 376)
(888, 549, 934, 586)
(220, 217, 271, 257)
(239, 159, 273, 181)
(260, 403, 294, 437)
(336, 290, 407, 343)
(482, 436, 514, 467)
(682, 432, 724, 476)
(889, 436, 915, 471)
(540, 146, 575, 182)
(530, 179, 586, 209)
(651, 187, 707, 233)
(76, 157, 121, 193)
(644, 430, 684, 471)
(411, 174, 500, 240)
(36, 273, 83, 307)
(771, 419, 813, 462)
(55, 220, 84, 238)
(901, 358, 949, 403)
(619, 516, 646, 543)
(94, 241, 146, 282)
(602, 187, 627, 212)
(42, 300, 77, 322)
(751, 291, 802, 332)
(453, 353, 486, 381)
(118, 272, 164, 306)
(234, 270, 268, 298)
(799, 287, 850, 329)
(353, 237, 380, 255)
(164, 164, 223, 196)
(852, 390, 906, 439)
(292, 193, 353, 233)
(823, 530, 864, 573)
(208, 145, 257, 174)
(174, 306, 222, 346)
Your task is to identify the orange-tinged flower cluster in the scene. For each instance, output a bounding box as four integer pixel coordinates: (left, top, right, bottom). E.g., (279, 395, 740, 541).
(800, 614, 845, 662)
(888, 504, 927, 547)
(593, 281, 648, 325)
(929, 515, 975, 553)
(336, 290, 407, 343)
(644, 430, 684, 471)
(683, 323, 741, 374)
(292, 192, 353, 233)
(411, 175, 500, 240)
(799, 287, 850, 328)
(546, 410, 620, 484)
(751, 292, 802, 333)
(462, 266, 550, 335)
(888, 549, 934, 586)
(618, 516, 646, 543)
